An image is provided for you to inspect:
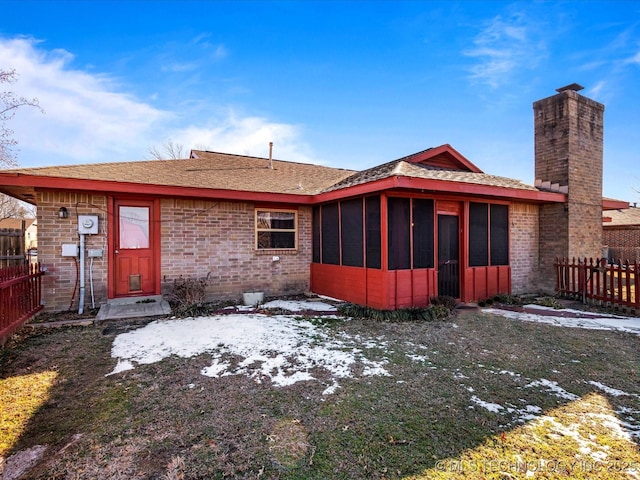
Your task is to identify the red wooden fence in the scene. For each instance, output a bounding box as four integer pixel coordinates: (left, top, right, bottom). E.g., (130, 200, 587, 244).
(555, 257, 639, 311)
(0, 263, 44, 346)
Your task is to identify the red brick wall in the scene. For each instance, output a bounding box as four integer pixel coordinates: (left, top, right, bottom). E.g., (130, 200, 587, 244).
(37, 194, 313, 312)
(37, 191, 108, 312)
(604, 226, 640, 262)
(160, 199, 312, 301)
(534, 89, 604, 292)
(509, 202, 539, 294)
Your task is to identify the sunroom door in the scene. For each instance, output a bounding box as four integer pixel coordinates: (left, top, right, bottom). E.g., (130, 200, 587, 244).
(437, 214, 460, 298)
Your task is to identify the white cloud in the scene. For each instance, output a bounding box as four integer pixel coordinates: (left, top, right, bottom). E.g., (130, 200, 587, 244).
(464, 12, 546, 89)
(626, 50, 640, 65)
(171, 109, 317, 163)
(0, 36, 168, 163)
(0, 36, 313, 167)
(588, 80, 606, 98)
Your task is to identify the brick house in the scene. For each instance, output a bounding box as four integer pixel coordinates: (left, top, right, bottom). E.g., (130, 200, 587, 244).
(0, 85, 627, 312)
(603, 205, 640, 262)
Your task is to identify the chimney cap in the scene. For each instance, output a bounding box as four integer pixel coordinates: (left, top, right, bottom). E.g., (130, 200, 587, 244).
(556, 83, 584, 93)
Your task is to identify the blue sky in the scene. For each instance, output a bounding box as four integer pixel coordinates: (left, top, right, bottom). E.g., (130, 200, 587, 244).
(1, 0, 639, 201)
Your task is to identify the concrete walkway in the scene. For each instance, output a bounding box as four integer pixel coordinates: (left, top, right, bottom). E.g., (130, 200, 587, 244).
(486, 304, 640, 335)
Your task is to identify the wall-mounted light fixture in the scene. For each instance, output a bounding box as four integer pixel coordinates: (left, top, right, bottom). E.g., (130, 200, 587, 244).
(58, 207, 69, 219)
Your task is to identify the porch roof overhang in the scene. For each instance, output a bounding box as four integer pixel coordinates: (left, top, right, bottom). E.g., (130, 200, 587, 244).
(0, 171, 567, 206)
(602, 197, 629, 210)
(312, 175, 567, 204)
(0, 172, 312, 205)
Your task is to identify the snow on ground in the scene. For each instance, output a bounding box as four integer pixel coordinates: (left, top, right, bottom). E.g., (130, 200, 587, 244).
(525, 378, 580, 401)
(260, 299, 338, 312)
(484, 305, 640, 335)
(470, 395, 503, 413)
(108, 301, 385, 393)
(588, 381, 632, 397)
(106, 297, 640, 441)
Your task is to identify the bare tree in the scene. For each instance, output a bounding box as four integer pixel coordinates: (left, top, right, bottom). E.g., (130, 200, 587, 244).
(1, 69, 42, 168)
(148, 139, 187, 160)
(0, 193, 33, 220)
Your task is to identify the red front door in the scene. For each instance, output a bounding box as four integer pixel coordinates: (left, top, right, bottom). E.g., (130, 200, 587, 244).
(113, 199, 157, 297)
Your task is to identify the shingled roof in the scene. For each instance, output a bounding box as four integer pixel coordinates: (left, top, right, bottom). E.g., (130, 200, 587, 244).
(603, 206, 640, 227)
(0, 145, 565, 205)
(3, 150, 356, 196)
(323, 157, 539, 193)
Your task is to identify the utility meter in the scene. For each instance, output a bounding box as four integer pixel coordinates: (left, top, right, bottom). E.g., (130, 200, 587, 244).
(78, 215, 99, 234)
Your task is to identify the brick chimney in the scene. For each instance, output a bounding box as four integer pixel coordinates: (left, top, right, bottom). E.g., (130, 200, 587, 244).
(534, 83, 604, 292)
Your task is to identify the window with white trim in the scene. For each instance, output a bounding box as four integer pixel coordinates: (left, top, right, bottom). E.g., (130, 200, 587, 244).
(255, 209, 297, 249)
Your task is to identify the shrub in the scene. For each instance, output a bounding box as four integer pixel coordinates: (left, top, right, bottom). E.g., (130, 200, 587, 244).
(534, 296, 563, 309)
(429, 295, 458, 311)
(492, 294, 522, 305)
(169, 273, 212, 317)
(337, 301, 454, 323)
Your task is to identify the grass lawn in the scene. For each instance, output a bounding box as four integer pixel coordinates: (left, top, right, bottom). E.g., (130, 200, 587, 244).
(1, 309, 639, 479)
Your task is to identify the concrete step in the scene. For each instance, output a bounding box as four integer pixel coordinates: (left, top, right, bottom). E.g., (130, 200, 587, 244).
(96, 296, 171, 321)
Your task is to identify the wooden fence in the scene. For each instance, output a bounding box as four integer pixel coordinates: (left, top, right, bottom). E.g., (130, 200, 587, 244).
(0, 226, 26, 268)
(555, 257, 639, 311)
(0, 263, 44, 346)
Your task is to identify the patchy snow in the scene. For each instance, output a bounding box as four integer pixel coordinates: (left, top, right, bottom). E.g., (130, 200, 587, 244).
(470, 395, 504, 413)
(588, 381, 633, 397)
(484, 306, 640, 335)
(107, 311, 388, 393)
(106, 295, 640, 451)
(261, 299, 338, 312)
(525, 378, 579, 401)
(534, 409, 636, 463)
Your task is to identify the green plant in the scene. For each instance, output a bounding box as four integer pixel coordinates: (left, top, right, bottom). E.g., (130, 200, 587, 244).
(337, 302, 454, 323)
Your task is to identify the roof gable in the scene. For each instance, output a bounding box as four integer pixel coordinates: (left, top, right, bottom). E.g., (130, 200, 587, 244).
(399, 144, 483, 173)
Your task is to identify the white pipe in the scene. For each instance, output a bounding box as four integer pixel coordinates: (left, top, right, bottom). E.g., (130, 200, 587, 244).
(89, 256, 95, 309)
(79, 233, 85, 314)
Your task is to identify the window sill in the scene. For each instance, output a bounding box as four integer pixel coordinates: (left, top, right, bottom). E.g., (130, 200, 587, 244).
(255, 249, 298, 255)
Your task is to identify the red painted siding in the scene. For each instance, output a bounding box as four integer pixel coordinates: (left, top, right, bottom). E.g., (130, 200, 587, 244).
(311, 263, 437, 310)
(463, 266, 511, 301)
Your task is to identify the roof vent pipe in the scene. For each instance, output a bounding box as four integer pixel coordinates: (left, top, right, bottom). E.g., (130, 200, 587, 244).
(269, 142, 274, 169)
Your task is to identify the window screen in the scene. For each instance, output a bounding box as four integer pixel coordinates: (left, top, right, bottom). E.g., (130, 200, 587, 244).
(412, 198, 434, 268)
(321, 202, 340, 265)
(312, 206, 320, 263)
(469, 203, 488, 267)
(365, 196, 381, 269)
(340, 198, 364, 267)
(388, 197, 411, 270)
(490, 204, 509, 265)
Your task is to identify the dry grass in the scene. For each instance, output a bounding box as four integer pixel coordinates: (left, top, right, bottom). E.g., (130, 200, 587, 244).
(0, 370, 57, 455)
(1, 311, 639, 479)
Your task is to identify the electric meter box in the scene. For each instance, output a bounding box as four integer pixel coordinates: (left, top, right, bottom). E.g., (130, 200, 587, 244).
(78, 215, 99, 234)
